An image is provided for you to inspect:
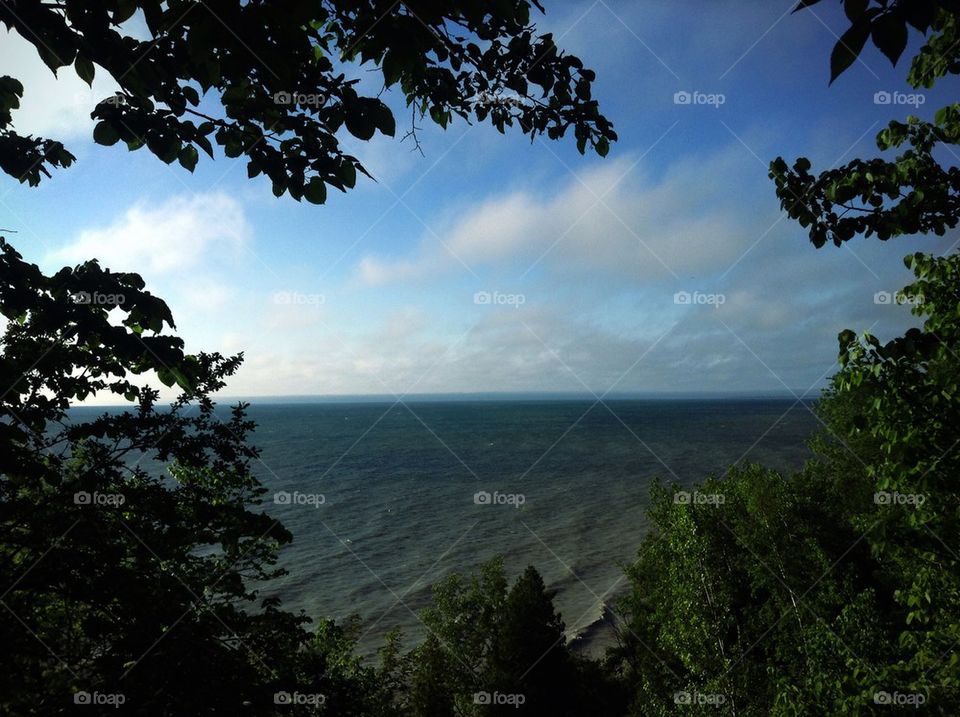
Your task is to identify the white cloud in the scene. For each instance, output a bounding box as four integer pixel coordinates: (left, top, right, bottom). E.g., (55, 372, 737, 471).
(1, 27, 119, 140)
(355, 149, 770, 286)
(50, 192, 250, 275)
(357, 255, 422, 285)
(178, 277, 236, 314)
(261, 294, 328, 331)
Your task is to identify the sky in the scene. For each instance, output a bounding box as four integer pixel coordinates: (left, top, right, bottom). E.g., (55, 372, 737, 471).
(2, 0, 957, 402)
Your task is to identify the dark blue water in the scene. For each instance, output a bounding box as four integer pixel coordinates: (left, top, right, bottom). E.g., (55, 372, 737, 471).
(235, 398, 817, 654)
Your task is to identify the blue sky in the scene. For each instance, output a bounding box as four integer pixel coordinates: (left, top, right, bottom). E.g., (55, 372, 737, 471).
(2, 0, 956, 401)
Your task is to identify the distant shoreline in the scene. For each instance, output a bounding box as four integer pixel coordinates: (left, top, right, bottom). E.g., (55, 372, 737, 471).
(70, 393, 821, 409)
(216, 391, 820, 403)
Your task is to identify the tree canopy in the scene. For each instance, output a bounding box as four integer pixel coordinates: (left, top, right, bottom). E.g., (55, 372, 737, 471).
(771, 0, 960, 247)
(0, 0, 616, 197)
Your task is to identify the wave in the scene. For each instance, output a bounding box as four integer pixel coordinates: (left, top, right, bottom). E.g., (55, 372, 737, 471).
(568, 601, 620, 657)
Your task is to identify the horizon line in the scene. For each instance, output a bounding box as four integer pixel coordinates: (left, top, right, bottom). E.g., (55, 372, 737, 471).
(73, 389, 822, 408)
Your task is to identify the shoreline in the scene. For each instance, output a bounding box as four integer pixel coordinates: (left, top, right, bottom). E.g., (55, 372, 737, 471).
(569, 602, 621, 659)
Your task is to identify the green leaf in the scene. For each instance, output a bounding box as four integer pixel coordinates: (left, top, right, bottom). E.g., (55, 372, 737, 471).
(345, 109, 376, 140)
(75, 55, 95, 86)
(304, 177, 327, 204)
(93, 121, 121, 146)
(338, 161, 357, 189)
(871, 13, 908, 66)
(195, 135, 214, 158)
(830, 20, 871, 84)
(170, 367, 193, 390)
(374, 104, 395, 137)
(382, 50, 402, 88)
(178, 145, 199, 172)
(150, 135, 182, 164)
(113, 0, 138, 24)
(182, 86, 201, 106)
(843, 0, 868, 21)
(429, 105, 448, 129)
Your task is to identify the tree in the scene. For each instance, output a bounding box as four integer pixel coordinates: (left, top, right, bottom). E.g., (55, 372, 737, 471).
(410, 556, 508, 716)
(764, 0, 960, 711)
(824, 252, 960, 706)
(0, 0, 616, 195)
(770, 1, 960, 248)
(404, 558, 602, 717)
(408, 634, 458, 717)
(615, 467, 889, 715)
(0, 238, 411, 714)
(0, 238, 263, 711)
(486, 566, 574, 716)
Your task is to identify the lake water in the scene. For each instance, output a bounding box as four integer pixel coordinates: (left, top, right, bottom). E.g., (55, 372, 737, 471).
(236, 398, 818, 655)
